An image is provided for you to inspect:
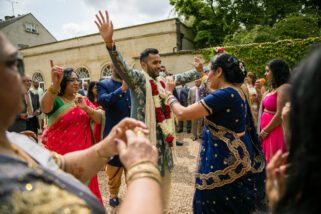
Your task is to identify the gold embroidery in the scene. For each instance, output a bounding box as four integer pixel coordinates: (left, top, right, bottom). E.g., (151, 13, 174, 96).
(1, 182, 90, 214)
(195, 118, 252, 190)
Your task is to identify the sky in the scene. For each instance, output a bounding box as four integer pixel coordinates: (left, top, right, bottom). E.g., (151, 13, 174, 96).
(0, 0, 176, 40)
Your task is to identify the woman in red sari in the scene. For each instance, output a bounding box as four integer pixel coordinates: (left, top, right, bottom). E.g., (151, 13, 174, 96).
(87, 81, 105, 143)
(41, 61, 104, 203)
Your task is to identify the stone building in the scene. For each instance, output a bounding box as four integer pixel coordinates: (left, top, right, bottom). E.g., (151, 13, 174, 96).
(20, 18, 200, 89)
(0, 13, 56, 49)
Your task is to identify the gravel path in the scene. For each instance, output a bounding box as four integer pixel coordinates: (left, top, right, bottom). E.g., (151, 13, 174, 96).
(98, 132, 200, 214)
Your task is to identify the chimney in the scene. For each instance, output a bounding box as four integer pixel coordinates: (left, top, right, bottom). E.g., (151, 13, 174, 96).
(5, 16, 15, 21)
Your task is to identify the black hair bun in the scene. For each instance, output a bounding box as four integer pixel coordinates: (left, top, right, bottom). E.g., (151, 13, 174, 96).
(211, 54, 247, 84)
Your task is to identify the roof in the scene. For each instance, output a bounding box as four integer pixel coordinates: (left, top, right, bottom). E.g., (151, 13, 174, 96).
(0, 13, 56, 41)
(20, 18, 180, 50)
(0, 14, 29, 29)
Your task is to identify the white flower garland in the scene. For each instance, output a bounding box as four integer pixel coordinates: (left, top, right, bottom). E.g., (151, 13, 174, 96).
(151, 78, 174, 138)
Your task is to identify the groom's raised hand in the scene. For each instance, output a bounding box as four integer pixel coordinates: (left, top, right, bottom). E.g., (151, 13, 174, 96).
(95, 10, 114, 49)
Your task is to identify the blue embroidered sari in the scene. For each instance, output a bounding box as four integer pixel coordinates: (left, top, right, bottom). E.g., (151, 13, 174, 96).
(194, 87, 265, 214)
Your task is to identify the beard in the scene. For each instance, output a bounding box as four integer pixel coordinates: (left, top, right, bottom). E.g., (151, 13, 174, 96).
(147, 67, 160, 79)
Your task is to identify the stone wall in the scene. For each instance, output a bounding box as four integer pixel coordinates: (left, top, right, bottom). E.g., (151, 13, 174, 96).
(21, 18, 197, 88)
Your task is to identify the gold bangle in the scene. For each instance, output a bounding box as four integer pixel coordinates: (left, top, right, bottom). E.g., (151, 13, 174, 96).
(127, 172, 161, 185)
(126, 162, 161, 184)
(48, 85, 60, 95)
(51, 152, 66, 170)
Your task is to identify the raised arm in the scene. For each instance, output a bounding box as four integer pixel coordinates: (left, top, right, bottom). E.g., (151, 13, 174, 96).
(40, 60, 63, 113)
(95, 10, 144, 91)
(174, 57, 204, 86)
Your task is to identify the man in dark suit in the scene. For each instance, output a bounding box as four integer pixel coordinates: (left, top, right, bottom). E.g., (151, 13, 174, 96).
(97, 64, 131, 207)
(9, 75, 40, 135)
(8, 106, 27, 133)
(177, 84, 191, 133)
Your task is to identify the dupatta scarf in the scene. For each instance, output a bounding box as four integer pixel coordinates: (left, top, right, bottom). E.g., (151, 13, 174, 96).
(42, 97, 99, 155)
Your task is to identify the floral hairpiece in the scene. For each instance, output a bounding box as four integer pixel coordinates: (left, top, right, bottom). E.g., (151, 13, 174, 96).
(239, 62, 246, 74)
(215, 47, 225, 53)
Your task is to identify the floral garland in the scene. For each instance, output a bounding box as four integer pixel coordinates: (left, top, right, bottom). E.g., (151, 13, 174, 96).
(149, 79, 174, 147)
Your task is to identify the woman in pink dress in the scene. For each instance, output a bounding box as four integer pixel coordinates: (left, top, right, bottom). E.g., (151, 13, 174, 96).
(41, 62, 105, 203)
(260, 59, 290, 163)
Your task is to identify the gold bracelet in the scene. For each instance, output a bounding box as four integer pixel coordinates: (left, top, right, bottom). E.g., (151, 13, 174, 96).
(48, 85, 60, 95)
(126, 162, 160, 184)
(51, 152, 65, 170)
(127, 172, 162, 185)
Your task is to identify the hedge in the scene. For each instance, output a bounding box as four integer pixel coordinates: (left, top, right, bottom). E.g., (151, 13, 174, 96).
(201, 36, 321, 76)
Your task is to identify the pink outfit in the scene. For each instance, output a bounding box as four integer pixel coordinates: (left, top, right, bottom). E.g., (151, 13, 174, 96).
(260, 92, 287, 163)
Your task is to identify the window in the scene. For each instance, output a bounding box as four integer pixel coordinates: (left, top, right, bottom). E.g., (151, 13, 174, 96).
(101, 64, 112, 79)
(32, 72, 45, 90)
(25, 23, 38, 33)
(75, 67, 90, 89)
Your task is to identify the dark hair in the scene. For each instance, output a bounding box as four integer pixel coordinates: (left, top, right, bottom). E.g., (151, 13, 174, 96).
(58, 68, 76, 96)
(267, 59, 290, 89)
(87, 81, 97, 103)
(274, 48, 321, 213)
(210, 53, 247, 84)
(140, 48, 159, 62)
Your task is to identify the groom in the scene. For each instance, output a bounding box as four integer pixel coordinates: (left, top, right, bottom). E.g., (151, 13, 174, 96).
(95, 10, 203, 211)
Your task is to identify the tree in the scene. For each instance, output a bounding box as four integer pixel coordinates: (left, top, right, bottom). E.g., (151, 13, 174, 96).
(170, 0, 265, 47)
(273, 14, 320, 39)
(224, 14, 320, 45)
(170, 0, 321, 47)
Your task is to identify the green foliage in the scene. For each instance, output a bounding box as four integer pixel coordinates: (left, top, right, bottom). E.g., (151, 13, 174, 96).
(170, 0, 321, 48)
(201, 37, 321, 77)
(170, 0, 247, 48)
(224, 14, 321, 45)
(224, 25, 278, 45)
(272, 14, 320, 39)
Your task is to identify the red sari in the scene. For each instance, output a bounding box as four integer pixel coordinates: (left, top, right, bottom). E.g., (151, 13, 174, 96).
(42, 97, 103, 204)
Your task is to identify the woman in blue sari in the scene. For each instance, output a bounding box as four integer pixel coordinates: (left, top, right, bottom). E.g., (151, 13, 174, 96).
(166, 53, 265, 213)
